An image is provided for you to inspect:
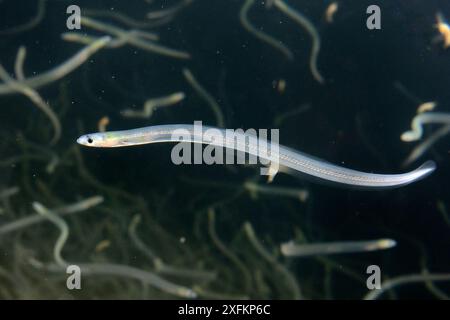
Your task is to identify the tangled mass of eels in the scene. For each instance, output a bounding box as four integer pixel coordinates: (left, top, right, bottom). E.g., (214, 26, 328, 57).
(0, 0, 449, 300)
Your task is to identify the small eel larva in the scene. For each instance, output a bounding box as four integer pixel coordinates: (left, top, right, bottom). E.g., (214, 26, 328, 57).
(77, 124, 436, 189)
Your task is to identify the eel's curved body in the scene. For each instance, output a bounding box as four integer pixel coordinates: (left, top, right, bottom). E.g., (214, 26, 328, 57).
(77, 124, 436, 189)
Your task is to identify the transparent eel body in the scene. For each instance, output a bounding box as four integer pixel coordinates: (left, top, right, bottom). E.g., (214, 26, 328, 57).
(280, 239, 397, 257)
(77, 124, 436, 189)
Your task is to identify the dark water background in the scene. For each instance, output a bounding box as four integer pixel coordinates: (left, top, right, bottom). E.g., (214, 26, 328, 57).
(0, 0, 449, 299)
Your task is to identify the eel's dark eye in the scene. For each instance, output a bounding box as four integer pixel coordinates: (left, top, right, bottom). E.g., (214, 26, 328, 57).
(87, 137, 93, 144)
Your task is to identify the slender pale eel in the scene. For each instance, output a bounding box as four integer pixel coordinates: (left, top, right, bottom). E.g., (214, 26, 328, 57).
(280, 239, 397, 257)
(77, 124, 436, 188)
(401, 112, 450, 142)
(240, 0, 294, 61)
(273, 0, 324, 84)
